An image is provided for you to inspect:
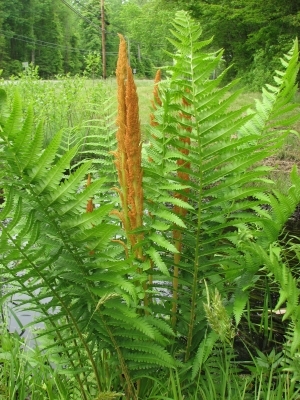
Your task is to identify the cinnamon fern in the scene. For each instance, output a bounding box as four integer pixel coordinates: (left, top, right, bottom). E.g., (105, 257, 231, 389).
(1, 10, 300, 399)
(143, 10, 300, 373)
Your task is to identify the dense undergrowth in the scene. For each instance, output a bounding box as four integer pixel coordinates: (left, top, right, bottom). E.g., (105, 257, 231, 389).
(1, 11, 300, 400)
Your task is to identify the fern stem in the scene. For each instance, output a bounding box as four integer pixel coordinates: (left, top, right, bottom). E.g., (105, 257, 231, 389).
(146, 70, 162, 304)
(172, 96, 191, 329)
(171, 241, 180, 329)
(99, 312, 137, 400)
(86, 173, 94, 213)
(184, 75, 201, 362)
(185, 203, 202, 357)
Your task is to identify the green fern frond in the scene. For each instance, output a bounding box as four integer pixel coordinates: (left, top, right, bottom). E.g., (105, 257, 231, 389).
(59, 178, 106, 215)
(12, 104, 34, 160)
(233, 289, 249, 326)
(191, 331, 218, 380)
(28, 130, 63, 182)
(24, 121, 44, 170)
(146, 247, 169, 276)
(121, 342, 175, 365)
(4, 91, 22, 139)
(47, 160, 92, 204)
(149, 232, 179, 253)
(143, 10, 300, 366)
(0, 88, 7, 121)
(35, 145, 79, 194)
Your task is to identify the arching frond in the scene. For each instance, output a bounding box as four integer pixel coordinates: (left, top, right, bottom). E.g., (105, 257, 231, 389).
(143, 10, 300, 364)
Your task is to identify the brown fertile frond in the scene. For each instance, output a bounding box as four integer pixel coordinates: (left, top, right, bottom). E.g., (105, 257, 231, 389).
(115, 34, 130, 234)
(153, 69, 162, 106)
(86, 173, 92, 187)
(110, 209, 126, 228)
(115, 34, 128, 186)
(86, 199, 94, 213)
(149, 70, 162, 162)
(112, 239, 129, 257)
(150, 69, 162, 127)
(114, 34, 144, 259)
(125, 67, 143, 235)
(115, 34, 127, 168)
(116, 34, 128, 164)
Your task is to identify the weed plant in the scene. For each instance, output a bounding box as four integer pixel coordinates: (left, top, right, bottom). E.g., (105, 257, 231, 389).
(0, 65, 115, 164)
(1, 11, 300, 400)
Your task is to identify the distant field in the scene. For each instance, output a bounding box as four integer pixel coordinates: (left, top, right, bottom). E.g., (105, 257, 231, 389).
(2, 76, 300, 193)
(103, 78, 263, 127)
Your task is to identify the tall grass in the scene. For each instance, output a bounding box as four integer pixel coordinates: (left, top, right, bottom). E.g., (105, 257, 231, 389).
(3, 67, 299, 153)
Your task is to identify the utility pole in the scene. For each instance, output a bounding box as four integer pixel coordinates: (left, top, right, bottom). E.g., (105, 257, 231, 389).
(100, 0, 106, 79)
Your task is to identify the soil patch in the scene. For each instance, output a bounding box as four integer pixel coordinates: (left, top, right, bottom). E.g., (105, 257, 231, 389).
(263, 155, 300, 173)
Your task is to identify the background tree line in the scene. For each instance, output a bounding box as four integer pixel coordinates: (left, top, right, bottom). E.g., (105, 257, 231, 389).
(0, 0, 300, 89)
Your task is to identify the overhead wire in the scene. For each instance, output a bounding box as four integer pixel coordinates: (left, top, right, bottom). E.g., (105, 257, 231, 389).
(73, 0, 99, 16)
(0, 29, 118, 55)
(59, 0, 122, 35)
(1, 1, 125, 56)
(59, 0, 100, 30)
(0, 29, 89, 53)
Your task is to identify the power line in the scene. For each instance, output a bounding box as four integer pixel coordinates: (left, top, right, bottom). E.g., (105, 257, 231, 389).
(59, 0, 120, 35)
(73, 0, 99, 16)
(1, 2, 125, 56)
(59, 0, 100, 30)
(4, 10, 113, 35)
(0, 29, 88, 52)
(0, 29, 107, 54)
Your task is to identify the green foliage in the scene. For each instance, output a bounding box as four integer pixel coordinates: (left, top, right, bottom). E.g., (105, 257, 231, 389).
(0, 0, 84, 78)
(1, 10, 300, 399)
(0, 81, 175, 398)
(109, 0, 176, 72)
(84, 51, 102, 79)
(0, 325, 72, 399)
(165, 0, 300, 88)
(143, 11, 300, 372)
(1, 72, 116, 160)
(2, 0, 300, 81)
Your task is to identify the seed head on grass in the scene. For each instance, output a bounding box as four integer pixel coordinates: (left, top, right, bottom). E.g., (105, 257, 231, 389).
(204, 283, 235, 344)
